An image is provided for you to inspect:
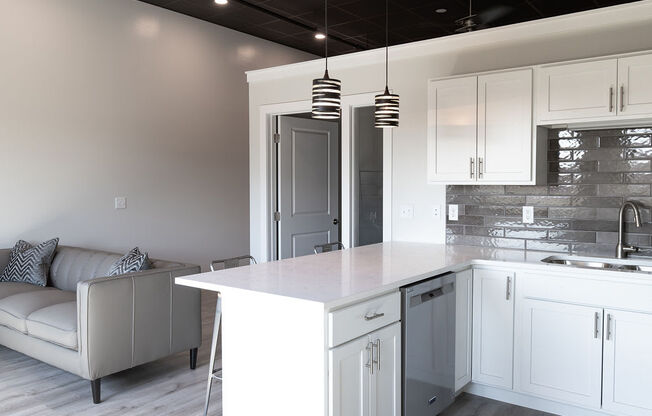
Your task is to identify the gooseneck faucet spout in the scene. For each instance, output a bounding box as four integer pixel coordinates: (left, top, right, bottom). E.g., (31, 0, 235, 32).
(616, 201, 642, 259)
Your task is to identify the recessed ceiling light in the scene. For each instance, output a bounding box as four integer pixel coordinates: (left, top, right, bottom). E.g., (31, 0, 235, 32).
(215, 0, 228, 5)
(435, 8, 447, 13)
(315, 33, 326, 40)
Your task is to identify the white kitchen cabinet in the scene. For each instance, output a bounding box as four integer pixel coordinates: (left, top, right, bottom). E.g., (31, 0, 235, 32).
(472, 269, 514, 389)
(428, 69, 537, 184)
(602, 309, 652, 416)
(538, 59, 617, 121)
(515, 299, 603, 409)
(329, 322, 400, 416)
(477, 69, 533, 182)
(618, 54, 652, 116)
(455, 269, 473, 391)
(427, 76, 478, 183)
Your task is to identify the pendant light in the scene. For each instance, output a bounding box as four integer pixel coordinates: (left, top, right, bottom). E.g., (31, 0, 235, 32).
(375, 0, 399, 128)
(312, 0, 341, 120)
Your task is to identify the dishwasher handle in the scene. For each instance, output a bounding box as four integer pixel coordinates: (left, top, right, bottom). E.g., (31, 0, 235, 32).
(409, 281, 455, 308)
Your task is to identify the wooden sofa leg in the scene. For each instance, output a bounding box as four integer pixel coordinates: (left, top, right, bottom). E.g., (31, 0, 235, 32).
(190, 348, 198, 370)
(91, 378, 101, 404)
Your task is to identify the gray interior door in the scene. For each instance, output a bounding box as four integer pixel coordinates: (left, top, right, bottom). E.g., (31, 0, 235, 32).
(278, 115, 340, 259)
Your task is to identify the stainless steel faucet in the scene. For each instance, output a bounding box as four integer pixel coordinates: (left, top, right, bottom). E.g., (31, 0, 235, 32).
(616, 201, 642, 259)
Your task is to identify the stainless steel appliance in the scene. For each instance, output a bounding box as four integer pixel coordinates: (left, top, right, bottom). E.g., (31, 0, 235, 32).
(401, 272, 456, 416)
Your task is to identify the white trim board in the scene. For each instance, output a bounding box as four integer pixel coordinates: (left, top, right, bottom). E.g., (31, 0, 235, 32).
(246, 1, 652, 83)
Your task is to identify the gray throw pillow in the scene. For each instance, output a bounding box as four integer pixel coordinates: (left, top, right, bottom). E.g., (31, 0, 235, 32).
(0, 238, 60, 286)
(109, 247, 151, 276)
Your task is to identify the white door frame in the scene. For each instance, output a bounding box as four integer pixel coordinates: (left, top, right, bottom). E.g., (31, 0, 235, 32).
(252, 93, 392, 262)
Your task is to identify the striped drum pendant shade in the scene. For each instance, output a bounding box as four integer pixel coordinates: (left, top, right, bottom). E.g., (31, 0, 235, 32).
(312, 69, 341, 120)
(375, 86, 399, 128)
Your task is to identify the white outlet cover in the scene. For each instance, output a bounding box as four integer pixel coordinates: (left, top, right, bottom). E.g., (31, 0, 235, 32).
(523, 206, 534, 224)
(432, 205, 441, 220)
(115, 197, 127, 210)
(400, 205, 414, 219)
(448, 204, 458, 221)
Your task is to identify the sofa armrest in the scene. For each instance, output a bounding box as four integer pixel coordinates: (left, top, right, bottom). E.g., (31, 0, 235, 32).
(76, 264, 201, 380)
(0, 249, 11, 272)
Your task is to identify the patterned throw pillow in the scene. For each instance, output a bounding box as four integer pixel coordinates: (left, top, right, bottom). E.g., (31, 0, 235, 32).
(109, 247, 151, 276)
(0, 238, 60, 286)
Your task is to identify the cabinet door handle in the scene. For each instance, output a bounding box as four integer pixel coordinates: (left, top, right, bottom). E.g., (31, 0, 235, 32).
(470, 157, 475, 179)
(364, 312, 385, 321)
(609, 86, 614, 112)
(606, 313, 613, 340)
(365, 341, 374, 375)
(620, 85, 625, 112)
(594, 312, 600, 339)
(374, 339, 381, 372)
(505, 276, 511, 301)
(478, 157, 483, 178)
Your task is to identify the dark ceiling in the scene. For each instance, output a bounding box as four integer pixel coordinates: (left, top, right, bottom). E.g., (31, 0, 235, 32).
(139, 0, 640, 56)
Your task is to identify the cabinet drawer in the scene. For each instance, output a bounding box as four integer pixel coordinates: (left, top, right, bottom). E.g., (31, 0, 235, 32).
(328, 292, 400, 348)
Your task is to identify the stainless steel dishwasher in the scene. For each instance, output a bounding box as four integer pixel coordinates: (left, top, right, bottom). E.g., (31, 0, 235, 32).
(401, 272, 456, 416)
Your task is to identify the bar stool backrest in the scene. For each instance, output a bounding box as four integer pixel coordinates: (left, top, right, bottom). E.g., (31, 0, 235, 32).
(313, 242, 345, 254)
(210, 255, 257, 272)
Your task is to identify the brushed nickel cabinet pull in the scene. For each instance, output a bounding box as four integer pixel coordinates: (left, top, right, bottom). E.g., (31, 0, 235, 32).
(609, 86, 614, 112)
(470, 157, 475, 179)
(506, 276, 511, 301)
(364, 312, 385, 321)
(375, 339, 381, 372)
(478, 157, 484, 178)
(365, 341, 374, 375)
(620, 85, 625, 112)
(607, 313, 613, 340)
(594, 312, 600, 339)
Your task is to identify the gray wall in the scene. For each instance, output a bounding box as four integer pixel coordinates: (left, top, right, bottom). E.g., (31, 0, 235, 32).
(446, 127, 652, 256)
(0, 0, 314, 268)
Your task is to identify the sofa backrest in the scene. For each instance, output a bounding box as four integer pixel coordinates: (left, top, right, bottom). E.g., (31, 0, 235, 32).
(49, 246, 184, 291)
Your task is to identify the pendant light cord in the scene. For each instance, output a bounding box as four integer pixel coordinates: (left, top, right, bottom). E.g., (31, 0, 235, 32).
(385, 0, 388, 88)
(325, 0, 328, 71)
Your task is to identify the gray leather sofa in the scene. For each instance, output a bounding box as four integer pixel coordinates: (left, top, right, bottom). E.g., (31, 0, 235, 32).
(0, 246, 201, 404)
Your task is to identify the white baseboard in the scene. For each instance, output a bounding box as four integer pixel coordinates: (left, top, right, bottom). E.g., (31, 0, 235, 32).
(464, 383, 613, 416)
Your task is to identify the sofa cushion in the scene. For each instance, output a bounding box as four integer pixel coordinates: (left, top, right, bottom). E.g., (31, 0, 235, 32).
(109, 247, 151, 276)
(50, 247, 122, 291)
(0, 282, 46, 300)
(0, 238, 59, 286)
(26, 301, 77, 350)
(0, 289, 75, 333)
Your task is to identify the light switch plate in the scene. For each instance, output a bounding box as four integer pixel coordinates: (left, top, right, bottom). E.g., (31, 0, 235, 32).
(115, 197, 127, 210)
(448, 204, 458, 221)
(523, 206, 534, 224)
(400, 205, 414, 219)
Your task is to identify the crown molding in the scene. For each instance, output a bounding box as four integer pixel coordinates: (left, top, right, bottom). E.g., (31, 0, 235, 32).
(246, 0, 652, 83)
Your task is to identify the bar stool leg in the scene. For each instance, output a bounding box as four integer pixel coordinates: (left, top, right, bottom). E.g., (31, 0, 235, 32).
(204, 294, 222, 416)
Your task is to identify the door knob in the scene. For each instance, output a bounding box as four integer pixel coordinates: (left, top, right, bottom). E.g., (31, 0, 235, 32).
(333, 218, 339, 225)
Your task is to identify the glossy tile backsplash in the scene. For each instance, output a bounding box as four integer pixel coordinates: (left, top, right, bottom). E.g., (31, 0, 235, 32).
(446, 127, 652, 255)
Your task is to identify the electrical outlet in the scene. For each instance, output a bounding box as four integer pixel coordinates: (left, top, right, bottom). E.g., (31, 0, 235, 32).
(523, 206, 534, 224)
(115, 197, 127, 210)
(400, 205, 414, 219)
(448, 204, 458, 221)
(432, 205, 441, 220)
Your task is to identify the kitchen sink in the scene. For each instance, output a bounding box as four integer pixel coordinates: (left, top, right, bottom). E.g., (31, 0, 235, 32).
(541, 255, 652, 273)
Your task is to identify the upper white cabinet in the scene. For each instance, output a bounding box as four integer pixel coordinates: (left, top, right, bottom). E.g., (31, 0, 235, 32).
(538, 59, 617, 121)
(428, 69, 537, 184)
(455, 269, 473, 392)
(427, 76, 478, 183)
(602, 309, 652, 416)
(472, 269, 514, 389)
(618, 54, 652, 116)
(537, 52, 652, 124)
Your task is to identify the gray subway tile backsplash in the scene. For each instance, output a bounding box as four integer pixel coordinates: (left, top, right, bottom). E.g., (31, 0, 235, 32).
(446, 127, 652, 255)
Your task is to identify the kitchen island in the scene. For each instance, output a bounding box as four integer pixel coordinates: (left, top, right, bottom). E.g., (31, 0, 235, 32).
(176, 242, 652, 416)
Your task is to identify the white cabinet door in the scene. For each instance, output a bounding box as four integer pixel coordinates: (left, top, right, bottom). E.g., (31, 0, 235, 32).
(515, 299, 603, 409)
(455, 269, 473, 391)
(472, 269, 514, 389)
(603, 309, 652, 416)
(618, 54, 652, 116)
(478, 69, 532, 182)
(369, 322, 401, 416)
(427, 76, 478, 183)
(538, 59, 617, 121)
(330, 336, 371, 416)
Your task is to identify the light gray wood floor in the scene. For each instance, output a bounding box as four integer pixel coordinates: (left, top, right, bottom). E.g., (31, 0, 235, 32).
(0, 291, 556, 416)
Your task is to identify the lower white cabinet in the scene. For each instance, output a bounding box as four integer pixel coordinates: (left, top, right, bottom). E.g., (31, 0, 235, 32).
(455, 269, 473, 391)
(329, 322, 400, 416)
(603, 309, 652, 416)
(515, 299, 603, 408)
(472, 269, 514, 389)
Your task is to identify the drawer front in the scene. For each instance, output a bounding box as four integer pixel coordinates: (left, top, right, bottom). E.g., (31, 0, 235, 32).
(328, 292, 400, 348)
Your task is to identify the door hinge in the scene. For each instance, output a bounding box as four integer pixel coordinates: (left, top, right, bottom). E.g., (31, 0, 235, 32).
(272, 133, 280, 144)
(273, 211, 281, 222)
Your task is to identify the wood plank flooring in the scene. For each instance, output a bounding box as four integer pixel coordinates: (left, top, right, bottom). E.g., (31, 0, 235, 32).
(0, 291, 556, 416)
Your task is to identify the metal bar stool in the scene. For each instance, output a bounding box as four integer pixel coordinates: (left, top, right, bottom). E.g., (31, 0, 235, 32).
(204, 255, 257, 416)
(313, 242, 345, 254)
